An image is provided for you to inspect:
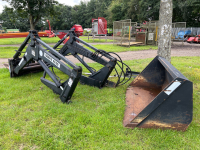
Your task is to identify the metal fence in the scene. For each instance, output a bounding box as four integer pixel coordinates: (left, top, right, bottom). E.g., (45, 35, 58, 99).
(113, 19, 137, 47)
(186, 27, 200, 35)
(171, 22, 186, 41)
(133, 21, 159, 45)
(145, 21, 159, 45)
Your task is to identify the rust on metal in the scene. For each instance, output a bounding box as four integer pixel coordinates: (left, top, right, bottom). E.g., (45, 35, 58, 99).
(138, 121, 189, 131)
(123, 84, 161, 127)
(123, 56, 193, 131)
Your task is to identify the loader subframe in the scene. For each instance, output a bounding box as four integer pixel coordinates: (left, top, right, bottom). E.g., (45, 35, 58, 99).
(9, 30, 82, 103)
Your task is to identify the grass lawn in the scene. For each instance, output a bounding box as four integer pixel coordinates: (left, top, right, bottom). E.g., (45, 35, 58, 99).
(87, 44, 157, 53)
(0, 36, 113, 45)
(0, 47, 21, 58)
(80, 36, 113, 43)
(0, 45, 61, 58)
(0, 44, 157, 59)
(0, 37, 61, 45)
(0, 57, 200, 149)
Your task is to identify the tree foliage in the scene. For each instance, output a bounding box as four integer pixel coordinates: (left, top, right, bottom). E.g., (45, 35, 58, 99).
(44, 4, 73, 30)
(0, 0, 199, 31)
(2, 0, 58, 29)
(107, 0, 200, 27)
(0, 6, 29, 31)
(173, 0, 200, 27)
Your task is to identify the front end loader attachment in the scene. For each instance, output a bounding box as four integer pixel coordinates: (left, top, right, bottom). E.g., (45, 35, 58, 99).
(8, 30, 82, 103)
(123, 56, 193, 131)
(53, 30, 133, 88)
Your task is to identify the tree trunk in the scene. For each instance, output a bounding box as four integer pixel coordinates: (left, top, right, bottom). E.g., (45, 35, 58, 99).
(29, 15, 35, 30)
(30, 22, 35, 30)
(157, 0, 173, 62)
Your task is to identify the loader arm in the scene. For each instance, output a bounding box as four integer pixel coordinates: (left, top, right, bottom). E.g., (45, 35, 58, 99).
(53, 30, 117, 88)
(9, 30, 82, 103)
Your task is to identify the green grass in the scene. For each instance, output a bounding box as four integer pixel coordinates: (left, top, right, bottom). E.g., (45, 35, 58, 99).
(0, 36, 112, 45)
(86, 44, 157, 53)
(0, 46, 62, 58)
(80, 36, 113, 43)
(0, 45, 157, 58)
(0, 56, 200, 149)
(0, 37, 61, 45)
(0, 47, 20, 58)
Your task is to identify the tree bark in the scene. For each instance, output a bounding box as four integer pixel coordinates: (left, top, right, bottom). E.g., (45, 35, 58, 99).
(29, 15, 35, 30)
(157, 0, 173, 62)
(29, 13, 40, 30)
(28, 2, 40, 30)
(28, 3, 35, 30)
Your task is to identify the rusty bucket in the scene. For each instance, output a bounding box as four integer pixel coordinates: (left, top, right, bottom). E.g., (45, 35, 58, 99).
(123, 56, 193, 131)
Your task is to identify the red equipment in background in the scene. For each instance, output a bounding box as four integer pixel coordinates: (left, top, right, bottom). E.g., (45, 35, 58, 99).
(57, 24, 83, 44)
(0, 31, 49, 39)
(71, 24, 83, 36)
(0, 20, 55, 39)
(187, 34, 200, 43)
(92, 17, 107, 35)
(45, 20, 55, 37)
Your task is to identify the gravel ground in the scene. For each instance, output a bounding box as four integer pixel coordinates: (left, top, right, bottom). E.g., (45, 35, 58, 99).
(0, 42, 200, 68)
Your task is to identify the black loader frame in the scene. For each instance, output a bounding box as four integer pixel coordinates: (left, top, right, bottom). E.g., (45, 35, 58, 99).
(53, 30, 119, 88)
(9, 30, 82, 103)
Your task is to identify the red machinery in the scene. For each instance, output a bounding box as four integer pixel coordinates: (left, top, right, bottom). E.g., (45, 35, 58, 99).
(0, 20, 55, 39)
(45, 20, 55, 37)
(57, 24, 83, 44)
(187, 34, 200, 43)
(0, 31, 49, 38)
(71, 24, 83, 36)
(92, 17, 107, 35)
